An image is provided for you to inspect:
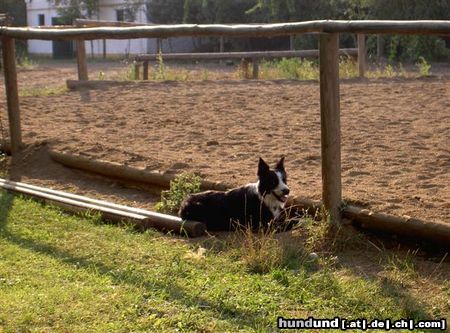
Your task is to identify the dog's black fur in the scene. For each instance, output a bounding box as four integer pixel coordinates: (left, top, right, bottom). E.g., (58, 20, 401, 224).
(178, 157, 290, 231)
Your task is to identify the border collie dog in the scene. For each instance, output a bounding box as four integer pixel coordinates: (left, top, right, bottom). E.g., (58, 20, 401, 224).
(178, 157, 290, 231)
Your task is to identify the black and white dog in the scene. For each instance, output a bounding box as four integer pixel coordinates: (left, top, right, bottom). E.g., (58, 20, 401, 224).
(178, 157, 290, 231)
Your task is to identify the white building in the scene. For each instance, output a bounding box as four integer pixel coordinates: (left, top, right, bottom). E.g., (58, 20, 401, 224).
(26, 0, 196, 58)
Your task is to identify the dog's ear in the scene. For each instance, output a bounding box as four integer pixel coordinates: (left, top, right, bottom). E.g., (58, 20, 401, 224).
(258, 157, 270, 177)
(275, 156, 285, 171)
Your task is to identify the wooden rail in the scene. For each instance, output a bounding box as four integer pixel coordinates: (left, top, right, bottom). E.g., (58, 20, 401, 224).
(0, 178, 207, 237)
(135, 49, 357, 61)
(135, 48, 358, 79)
(1, 20, 449, 40)
(1, 19, 450, 226)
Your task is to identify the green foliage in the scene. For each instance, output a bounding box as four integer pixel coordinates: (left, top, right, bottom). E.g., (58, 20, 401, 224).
(145, 0, 185, 23)
(155, 53, 166, 80)
(339, 56, 359, 78)
(0, 0, 27, 26)
(416, 56, 431, 76)
(155, 172, 201, 214)
(261, 58, 318, 80)
(17, 56, 37, 69)
(48, 0, 100, 22)
(180, 0, 448, 61)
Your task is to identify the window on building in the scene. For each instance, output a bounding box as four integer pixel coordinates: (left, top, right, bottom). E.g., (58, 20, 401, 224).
(38, 14, 45, 26)
(116, 9, 125, 22)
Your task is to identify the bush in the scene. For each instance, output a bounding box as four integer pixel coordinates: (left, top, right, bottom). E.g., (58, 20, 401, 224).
(155, 172, 201, 214)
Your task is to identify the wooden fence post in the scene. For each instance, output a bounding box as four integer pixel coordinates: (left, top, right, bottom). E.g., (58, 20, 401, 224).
(319, 33, 342, 226)
(76, 39, 88, 80)
(357, 34, 366, 78)
(1, 37, 22, 154)
(143, 60, 149, 80)
(376, 34, 383, 63)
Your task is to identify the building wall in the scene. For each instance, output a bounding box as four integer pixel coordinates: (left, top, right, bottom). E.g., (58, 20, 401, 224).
(26, 0, 195, 56)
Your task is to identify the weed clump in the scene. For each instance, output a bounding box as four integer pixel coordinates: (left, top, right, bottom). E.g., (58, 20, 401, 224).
(155, 172, 201, 214)
(416, 56, 431, 76)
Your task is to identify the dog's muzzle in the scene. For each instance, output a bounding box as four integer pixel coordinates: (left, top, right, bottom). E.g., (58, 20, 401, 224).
(273, 188, 290, 203)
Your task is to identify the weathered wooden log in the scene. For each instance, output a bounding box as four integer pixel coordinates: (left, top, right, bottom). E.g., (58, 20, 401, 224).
(66, 79, 138, 90)
(0, 178, 206, 237)
(343, 206, 450, 246)
(49, 149, 230, 191)
(1, 21, 449, 41)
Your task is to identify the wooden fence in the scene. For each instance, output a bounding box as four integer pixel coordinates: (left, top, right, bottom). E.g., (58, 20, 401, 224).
(1, 20, 450, 224)
(133, 48, 358, 79)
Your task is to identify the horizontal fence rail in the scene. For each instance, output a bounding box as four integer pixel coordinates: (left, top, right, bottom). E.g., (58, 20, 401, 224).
(135, 49, 358, 61)
(1, 20, 450, 40)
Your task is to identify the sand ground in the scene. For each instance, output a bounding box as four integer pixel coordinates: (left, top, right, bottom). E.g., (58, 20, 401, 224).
(0, 62, 449, 224)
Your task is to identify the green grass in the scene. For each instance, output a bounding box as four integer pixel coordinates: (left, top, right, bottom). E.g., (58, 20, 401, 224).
(0, 191, 448, 332)
(258, 57, 427, 80)
(19, 85, 68, 98)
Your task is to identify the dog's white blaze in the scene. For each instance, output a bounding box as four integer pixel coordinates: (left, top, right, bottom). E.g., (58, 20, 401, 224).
(249, 177, 288, 220)
(275, 171, 289, 193)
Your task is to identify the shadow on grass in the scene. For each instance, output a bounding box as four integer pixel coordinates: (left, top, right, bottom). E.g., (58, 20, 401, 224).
(0, 228, 269, 328)
(337, 248, 448, 327)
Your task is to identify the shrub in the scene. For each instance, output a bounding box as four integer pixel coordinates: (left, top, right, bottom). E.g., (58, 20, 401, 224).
(155, 172, 201, 214)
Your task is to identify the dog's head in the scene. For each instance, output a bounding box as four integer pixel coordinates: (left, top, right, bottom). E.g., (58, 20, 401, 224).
(257, 157, 290, 204)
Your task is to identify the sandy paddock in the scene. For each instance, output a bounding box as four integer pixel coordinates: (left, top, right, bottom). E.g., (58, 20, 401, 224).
(0, 65, 449, 224)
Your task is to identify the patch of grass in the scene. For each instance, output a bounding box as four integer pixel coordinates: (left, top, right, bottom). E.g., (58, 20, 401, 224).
(367, 63, 398, 79)
(19, 85, 68, 97)
(259, 57, 358, 80)
(260, 58, 319, 80)
(17, 56, 38, 69)
(416, 56, 432, 76)
(155, 172, 201, 214)
(0, 191, 448, 331)
(339, 56, 359, 78)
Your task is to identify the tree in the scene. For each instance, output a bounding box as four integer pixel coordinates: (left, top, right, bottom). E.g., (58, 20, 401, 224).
(48, 0, 99, 22)
(0, 0, 27, 55)
(0, 0, 27, 26)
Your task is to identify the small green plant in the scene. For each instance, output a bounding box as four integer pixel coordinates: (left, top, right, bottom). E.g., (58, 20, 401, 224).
(416, 56, 431, 76)
(155, 52, 166, 80)
(17, 56, 37, 69)
(129, 62, 138, 80)
(97, 71, 106, 80)
(155, 172, 201, 214)
(384, 250, 419, 287)
(339, 56, 358, 78)
(234, 223, 284, 274)
(201, 69, 209, 80)
(276, 58, 318, 80)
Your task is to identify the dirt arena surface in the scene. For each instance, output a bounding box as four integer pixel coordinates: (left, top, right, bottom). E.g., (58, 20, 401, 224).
(1, 63, 449, 224)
